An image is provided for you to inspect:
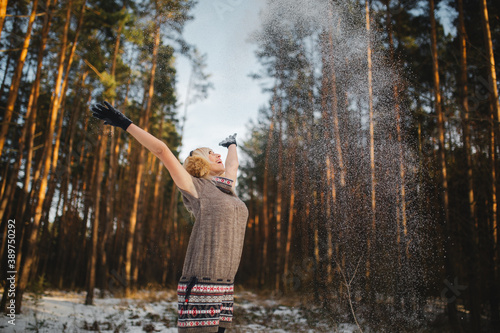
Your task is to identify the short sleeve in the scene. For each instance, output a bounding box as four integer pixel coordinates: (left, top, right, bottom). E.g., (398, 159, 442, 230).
(178, 176, 206, 213)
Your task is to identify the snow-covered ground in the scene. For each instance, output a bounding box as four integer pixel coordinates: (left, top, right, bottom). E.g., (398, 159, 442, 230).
(0, 289, 360, 332)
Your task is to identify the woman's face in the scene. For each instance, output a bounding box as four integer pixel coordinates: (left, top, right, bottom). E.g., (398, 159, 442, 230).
(208, 150, 225, 175)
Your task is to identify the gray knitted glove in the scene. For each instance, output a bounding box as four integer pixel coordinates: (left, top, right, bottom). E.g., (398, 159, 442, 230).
(219, 133, 237, 148)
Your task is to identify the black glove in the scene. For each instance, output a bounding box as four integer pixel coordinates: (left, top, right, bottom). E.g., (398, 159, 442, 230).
(219, 133, 237, 148)
(91, 101, 132, 131)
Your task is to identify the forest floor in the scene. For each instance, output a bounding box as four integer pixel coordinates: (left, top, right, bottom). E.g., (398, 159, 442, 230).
(0, 288, 358, 333)
(0, 287, 471, 332)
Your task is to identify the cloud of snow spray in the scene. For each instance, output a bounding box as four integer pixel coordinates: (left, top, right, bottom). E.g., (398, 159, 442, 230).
(252, 0, 431, 329)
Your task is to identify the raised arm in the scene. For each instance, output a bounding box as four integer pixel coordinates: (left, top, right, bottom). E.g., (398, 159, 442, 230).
(91, 102, 197, 198)
(126, 124, 197, 197)
(219, 133, 239, 184)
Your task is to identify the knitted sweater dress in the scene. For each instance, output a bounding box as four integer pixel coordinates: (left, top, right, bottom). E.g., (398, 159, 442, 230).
(177, 176, 248, 332)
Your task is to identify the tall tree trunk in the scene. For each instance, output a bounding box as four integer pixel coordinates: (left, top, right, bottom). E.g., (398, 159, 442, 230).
(326, 13, 345, 187)
(429, 0, 460, 329)
(100, 21, 124, 293)
(51, 0, 86, 172)
(149, 117, 164, 282)
(384, 0, 410, 310)
(68, 101, 92, 290)
(110, 78, 130, 280)
(480, 2, 499, 297)
(15, 0, 71, 313)
(72, 174, 92, 289)
(54, 73, 87, 288)
(16, 0, 53, 224)
(115, 131, 132, 277)
(0, 0, 8, 40)
(365, 0, 376, 301)
(456, 0, 483, 329)
(167, 181, 179, 279)
(85, 128, 107, 305)
(488, 107, 500, 329)
(30, 0, 77, 283)
(85, 34, 113, 297)
(480, 2, 500, 324)
(283, 153, 295, 292)
(318, 28, 333, 288)
(260, 94, 275, 287)
(0, 0, 38, 159)
(133, 154, 152, 284)
(124, 19, 160, 296)
(319, 23, 338, 303)
(480, 0, 500, 126)
(275, 97, 283, 292)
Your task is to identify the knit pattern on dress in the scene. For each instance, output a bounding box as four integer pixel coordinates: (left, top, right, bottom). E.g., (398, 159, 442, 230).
(177, 279, 234, 332)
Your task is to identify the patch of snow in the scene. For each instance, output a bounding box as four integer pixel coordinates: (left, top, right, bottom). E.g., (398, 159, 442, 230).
(0, 290, 364, 332)
(338, 323, 359, 333)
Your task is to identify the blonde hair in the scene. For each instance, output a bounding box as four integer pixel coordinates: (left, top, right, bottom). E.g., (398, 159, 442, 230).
(184, 147, 214, 179)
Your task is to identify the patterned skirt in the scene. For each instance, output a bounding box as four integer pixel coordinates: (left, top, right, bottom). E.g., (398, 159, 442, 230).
(177, 277, 234, 332)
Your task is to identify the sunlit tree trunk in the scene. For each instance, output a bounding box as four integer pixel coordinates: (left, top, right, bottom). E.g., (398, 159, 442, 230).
(480, 0, 499, 272)
(125, 18, 160, 296)
(480, 4, 500, 325)
(32, 0, 84, 283)
(365, 0, 376, 301)
(51, 0, 86, 172)
(479, 8, 500, 325)
(429, 0, 460, 328)
(16, 0, 71, 311)
(480, 0, 500, 125)
(0, 0, 38, 160)
(0, 0, 8, 40)
(15, 0, 71, 313)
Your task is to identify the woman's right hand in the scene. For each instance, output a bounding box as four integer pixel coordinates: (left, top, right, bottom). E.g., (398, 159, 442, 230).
(91, 101, 133, 131)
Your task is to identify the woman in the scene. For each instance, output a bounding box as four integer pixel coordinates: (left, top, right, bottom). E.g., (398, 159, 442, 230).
(91, 102, 248, 333)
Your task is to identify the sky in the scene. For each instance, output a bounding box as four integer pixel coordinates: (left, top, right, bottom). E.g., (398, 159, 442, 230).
(173, 0, 457, 163)
(175, 0, 269, 163)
